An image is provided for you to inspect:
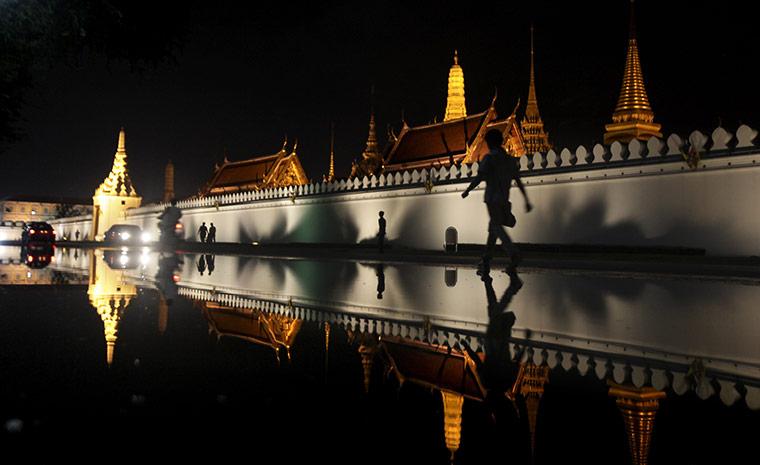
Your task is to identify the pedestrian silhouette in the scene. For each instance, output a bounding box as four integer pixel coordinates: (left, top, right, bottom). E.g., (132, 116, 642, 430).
(376, 264, 385, 299)
(205, 254, 215, 275)
(75, 229, 80, 241)
(197, 254, 207, 275)
(377, 211, 386, 253)
(207, 223, 216, 243)
(198, 222, 208, 243)
(464, 268, 531, 459)
(462, 129, 532, 274)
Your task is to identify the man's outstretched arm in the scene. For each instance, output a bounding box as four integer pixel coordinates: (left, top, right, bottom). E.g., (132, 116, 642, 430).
(515, 177, 532, 212)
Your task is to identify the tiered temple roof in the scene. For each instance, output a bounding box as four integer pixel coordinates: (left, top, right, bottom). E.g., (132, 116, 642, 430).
(198, 140, 308, 197)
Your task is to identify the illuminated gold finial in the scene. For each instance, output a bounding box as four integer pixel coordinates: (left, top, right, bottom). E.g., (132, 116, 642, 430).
(361, 85, 380, 160)
(604, 0, 662, 144)
(95, 127, 138, 197)
(444, 51, 466, 121)
(327, 122, 336, 181)
(520, 26, 552, 154)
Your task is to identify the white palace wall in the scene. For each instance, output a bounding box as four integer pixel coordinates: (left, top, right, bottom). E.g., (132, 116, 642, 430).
(52, 125, 760, 256)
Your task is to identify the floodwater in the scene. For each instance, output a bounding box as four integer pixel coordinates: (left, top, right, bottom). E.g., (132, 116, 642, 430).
(1, 244, 758, 464)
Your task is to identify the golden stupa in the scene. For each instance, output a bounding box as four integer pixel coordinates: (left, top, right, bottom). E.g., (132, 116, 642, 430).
(604, 0, 662, 144)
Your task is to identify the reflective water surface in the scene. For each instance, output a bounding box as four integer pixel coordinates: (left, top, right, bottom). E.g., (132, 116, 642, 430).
(1, 244, 758, 464)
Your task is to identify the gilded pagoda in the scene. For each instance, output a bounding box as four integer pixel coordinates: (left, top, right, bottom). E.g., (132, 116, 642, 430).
(603, 0, 662, 144)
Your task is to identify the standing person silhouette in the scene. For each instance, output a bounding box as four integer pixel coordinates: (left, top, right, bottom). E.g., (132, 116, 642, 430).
(377, 211, 386, 253)
(207, 223, 216, 243)
(198, 222, 208, 243)
(461, 129, 532, 274)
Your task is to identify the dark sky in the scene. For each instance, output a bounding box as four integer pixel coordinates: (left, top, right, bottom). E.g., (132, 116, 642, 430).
(2, 0, 757, 203)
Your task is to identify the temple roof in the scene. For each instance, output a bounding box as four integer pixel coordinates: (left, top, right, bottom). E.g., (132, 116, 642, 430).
(383, 109, 493, 171)
(198, 141, 308, 197)
(382, 104, 525, 172)
(380, 335, 487, 401)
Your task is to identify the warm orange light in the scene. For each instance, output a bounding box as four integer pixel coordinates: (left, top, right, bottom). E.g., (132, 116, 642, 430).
(30, 229, 35, 234)
(175, 223, 183, 230)
(173, 275, 180, 282)
(27, 255, 33, 263)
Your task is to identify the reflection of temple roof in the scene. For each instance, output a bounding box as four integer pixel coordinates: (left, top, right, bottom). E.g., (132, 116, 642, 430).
(382, 104, 526, 173)
(197, 300, 302, 362)
(198, 142, 308, 197)
(379, 335, 487, 401)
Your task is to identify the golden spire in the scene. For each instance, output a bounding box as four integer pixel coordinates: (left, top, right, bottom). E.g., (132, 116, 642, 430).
(521, 26, 552, 154)
(361, 85, 380, 160)
(444, 50, 467, 121)
(327, 122, 336, 181)
(95, 127, 139, 197)
(604, 0, 662, 144)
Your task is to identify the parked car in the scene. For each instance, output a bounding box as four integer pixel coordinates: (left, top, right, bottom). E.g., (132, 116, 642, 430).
(103, 224, 150, 245)
(21, 221, 56, 244)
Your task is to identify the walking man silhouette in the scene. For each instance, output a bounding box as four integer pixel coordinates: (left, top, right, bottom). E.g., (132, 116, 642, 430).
(198, 222, 208, 243)
(461, 129, 532, 274)
(207, 223, 216, 243)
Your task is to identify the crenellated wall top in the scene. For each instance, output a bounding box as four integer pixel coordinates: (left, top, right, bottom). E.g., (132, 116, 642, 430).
(129, 124, 760, 215)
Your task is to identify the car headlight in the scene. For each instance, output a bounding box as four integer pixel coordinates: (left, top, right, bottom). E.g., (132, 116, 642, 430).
(121, 231, 131, 240)
(119, 254, 129, 265)
(141, 231, 151, 243)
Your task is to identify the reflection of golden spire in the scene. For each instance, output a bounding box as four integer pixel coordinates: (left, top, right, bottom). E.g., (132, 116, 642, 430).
(361, 86, 380, 160)
(608, 380, 666, 465)
(441, 390, 464, 463)
(521, 26, 552, 154)
(158, 294, 169, 334)
(520, 362, 550, 462)
(358, 344, 375, 394)
(95, 127, 139, 197)
(324, 322, 330, 379)
(444, 50, 467, 121)
(87, 252, 136, 366)
(604, 0, 662, 144)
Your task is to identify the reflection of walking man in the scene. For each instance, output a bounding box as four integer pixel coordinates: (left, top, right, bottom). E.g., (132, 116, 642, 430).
(377, 211, 386, 253)
(207, 223, 216, 243)
(198, 222, 208, 243)
(462, 129, 532, 274)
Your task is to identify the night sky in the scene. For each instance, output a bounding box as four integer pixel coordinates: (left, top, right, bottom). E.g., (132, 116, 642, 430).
(2, 0, 757, 203)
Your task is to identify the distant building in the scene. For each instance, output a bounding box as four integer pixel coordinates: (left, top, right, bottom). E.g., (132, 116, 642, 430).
(1, 194, 92, 223)
(92, 128, 142, 239)
(197, 139, 308, 197)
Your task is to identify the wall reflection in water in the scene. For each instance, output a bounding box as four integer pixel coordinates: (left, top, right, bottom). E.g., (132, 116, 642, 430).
(0, 245, 758, 463)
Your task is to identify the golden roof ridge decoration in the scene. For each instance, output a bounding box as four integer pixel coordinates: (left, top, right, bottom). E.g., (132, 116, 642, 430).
(603, 0, 662, 144)
(95, 127, 138, 197)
